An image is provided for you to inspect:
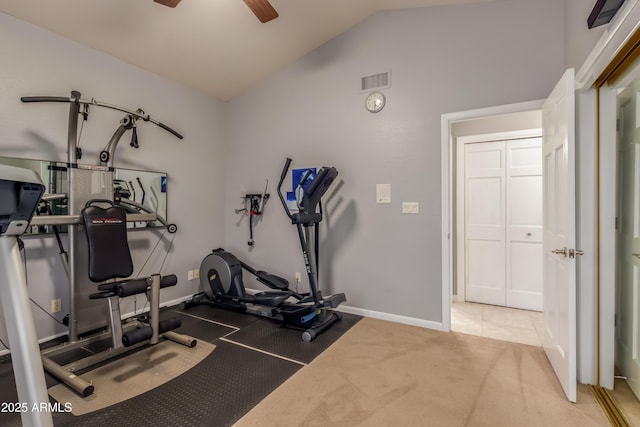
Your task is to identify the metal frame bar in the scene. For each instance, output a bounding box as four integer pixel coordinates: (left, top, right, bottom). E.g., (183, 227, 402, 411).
(0, 237, 53, 426)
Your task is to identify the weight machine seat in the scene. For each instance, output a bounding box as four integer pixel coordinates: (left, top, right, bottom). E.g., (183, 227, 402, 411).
(81, 202, 177, 298)
(81, 201, 184, 349)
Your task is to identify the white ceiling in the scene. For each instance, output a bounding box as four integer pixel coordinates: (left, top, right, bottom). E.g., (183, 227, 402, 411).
(0, 0, 493, 101)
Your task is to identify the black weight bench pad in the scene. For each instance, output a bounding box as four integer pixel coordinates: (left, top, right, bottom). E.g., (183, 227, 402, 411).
(82, 205, 134, 282)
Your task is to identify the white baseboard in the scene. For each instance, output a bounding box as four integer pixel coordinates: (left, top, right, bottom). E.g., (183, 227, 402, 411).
(338, 305, 445, 331)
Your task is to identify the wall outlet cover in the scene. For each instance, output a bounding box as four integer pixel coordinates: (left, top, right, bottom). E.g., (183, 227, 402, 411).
(402, 202, 419, 214)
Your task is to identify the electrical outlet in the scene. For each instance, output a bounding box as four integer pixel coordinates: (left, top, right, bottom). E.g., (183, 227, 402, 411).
(402, 202, 419, 214)
(51, 298, 62, 314)
(188, 270, 194, 280)
(194, 269, 199, 279)
(295, 272, 301, 283)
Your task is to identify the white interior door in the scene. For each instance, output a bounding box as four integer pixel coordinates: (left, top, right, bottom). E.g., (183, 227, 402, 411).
(464, 141, 506, 306)
(460, 136, 542, 310)
(506, 138, 543, 311)
(541, 68, 577, 402)
(615, 77, 640, 399)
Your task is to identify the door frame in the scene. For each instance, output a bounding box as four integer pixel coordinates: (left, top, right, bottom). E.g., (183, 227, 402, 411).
(455, 129, 542, 305)
(574, 0, 640, 389)
(441, 99, 544, 332)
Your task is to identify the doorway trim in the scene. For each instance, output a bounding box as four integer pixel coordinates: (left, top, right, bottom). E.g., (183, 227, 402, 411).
(441, 100, 544, 332)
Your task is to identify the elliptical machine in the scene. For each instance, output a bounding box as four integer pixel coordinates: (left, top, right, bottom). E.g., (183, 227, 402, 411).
(191, 158, 346, 341)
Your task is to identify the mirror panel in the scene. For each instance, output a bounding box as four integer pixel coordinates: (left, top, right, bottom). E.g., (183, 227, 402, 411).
(0, 156, 168, 233)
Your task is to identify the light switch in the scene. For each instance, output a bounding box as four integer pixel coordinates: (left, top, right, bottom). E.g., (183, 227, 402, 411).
(377, 184, 391, 204)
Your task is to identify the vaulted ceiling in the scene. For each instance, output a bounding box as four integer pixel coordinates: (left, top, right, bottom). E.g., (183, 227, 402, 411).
(0, 0, 494, 101)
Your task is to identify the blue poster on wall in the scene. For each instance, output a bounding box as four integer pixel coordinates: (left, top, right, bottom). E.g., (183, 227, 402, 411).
(161, 175, 167, 193)
(287, 167, 316, 211)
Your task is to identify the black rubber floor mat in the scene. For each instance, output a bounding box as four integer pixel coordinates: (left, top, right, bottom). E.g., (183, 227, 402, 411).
(179, 303, 262, 328)
(49, 340, 301, 427)
(161, 310, 236, 343)
(225, 312, 362, 364)
(0, 304, 360, 427)
(179, 303, 362, 364)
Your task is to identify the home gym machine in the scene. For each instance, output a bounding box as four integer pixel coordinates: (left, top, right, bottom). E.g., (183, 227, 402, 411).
(190, 158, 346, 342)
(20, 91, 196, 397)
(0, 165, 52, 427)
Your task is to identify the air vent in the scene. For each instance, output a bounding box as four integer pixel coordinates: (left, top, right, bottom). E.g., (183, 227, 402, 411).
(361, 71, 390, 92)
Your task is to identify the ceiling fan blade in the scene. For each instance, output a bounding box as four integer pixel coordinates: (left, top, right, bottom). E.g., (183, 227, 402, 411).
(154, 0, 182, 8)
(243, 0, 279, 23)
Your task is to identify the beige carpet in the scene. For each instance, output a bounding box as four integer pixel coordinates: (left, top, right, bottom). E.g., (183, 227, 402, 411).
(48, 340, 215, 416)
(234, 317, 609, 427)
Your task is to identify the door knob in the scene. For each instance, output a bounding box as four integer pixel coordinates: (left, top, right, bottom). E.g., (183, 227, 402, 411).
(551, 247, 567, 256)
(633, 253, 640, 259)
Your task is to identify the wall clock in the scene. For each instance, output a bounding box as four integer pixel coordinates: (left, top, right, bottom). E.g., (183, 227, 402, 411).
(365, 91, 386, 113)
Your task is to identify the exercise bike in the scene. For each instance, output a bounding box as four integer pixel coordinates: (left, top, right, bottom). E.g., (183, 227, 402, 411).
(188, 158, 346, 341)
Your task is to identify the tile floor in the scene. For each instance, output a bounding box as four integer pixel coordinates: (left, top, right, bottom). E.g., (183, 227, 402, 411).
(451, 301, 544, 347)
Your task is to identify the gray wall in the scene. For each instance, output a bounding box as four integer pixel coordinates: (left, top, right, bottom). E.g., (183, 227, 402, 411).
(0, 0, 608, 346)
(225, 0, 565, 324)
(0, 13, 227, 343)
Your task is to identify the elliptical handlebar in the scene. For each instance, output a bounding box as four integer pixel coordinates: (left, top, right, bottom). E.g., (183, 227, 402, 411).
(277, 157, 293, 220)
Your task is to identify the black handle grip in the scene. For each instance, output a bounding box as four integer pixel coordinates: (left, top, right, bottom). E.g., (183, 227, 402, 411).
(277, 158, 293, 220)
(21, 96, 72, 103)
(280, 158, 292, 181)
(298, 169, 312, 188)
(157, 121, 183, 140)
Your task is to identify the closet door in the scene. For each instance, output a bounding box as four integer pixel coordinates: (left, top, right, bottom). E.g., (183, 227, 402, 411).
(464, 141, 506, 306)
(615, 78, 640, 400)
(506, 138, 543, 311)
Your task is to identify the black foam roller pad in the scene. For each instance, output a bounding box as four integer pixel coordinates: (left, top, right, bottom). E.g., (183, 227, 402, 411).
(117, 279, 149, 297)
(122, 326, 152, 347)
(160, 274, 178, 287)
(159, 317, 182, 333)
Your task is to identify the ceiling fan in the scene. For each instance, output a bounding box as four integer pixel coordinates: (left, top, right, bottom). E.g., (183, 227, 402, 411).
(153, 0, 279, 23)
